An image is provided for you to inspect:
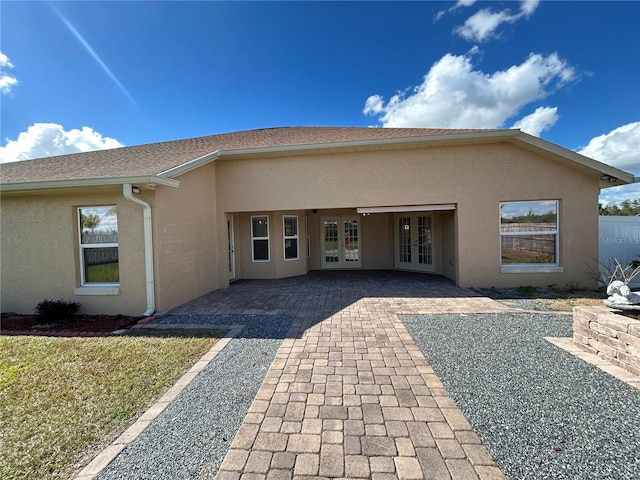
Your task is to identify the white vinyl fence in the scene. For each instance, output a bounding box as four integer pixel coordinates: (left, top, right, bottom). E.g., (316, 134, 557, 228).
(599, 216, 640, 287)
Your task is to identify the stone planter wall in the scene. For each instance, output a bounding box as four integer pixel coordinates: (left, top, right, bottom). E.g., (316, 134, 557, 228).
(573, 306, 640, 377)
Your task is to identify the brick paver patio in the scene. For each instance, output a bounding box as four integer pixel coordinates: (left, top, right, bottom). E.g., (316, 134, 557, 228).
(172, 271, 511, 479)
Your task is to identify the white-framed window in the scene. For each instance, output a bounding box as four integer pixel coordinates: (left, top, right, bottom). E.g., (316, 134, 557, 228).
(500, 200, 559, 267)
(283, 215, 299, 260)
(251, 215, 270, 262)
(78, 206, 119, 285)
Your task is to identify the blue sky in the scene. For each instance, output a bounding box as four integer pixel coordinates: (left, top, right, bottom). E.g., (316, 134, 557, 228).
(1, 1, 638, 204)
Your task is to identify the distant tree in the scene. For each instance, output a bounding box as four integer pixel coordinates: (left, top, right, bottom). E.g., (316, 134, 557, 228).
(599, 198, 640, 216)
(81, 213, 100, 232)
(502, 209, 556, 224)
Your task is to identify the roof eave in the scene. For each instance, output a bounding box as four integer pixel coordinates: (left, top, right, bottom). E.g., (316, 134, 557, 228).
(157, 151, 220, 178)
(0, 175, 180, 193)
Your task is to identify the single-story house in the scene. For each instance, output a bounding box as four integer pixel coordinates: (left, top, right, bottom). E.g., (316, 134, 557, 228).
(0, 127, 636, 316)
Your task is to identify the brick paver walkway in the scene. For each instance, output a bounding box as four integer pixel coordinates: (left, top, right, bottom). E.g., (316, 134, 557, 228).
(171, 272, 511, 480)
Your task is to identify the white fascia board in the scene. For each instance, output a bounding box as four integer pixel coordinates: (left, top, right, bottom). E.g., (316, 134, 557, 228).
(515, 132, 635, 184)
(357, 204, 457, 214)
(158, 151, 220, 178)
(0, 175, 180, 192)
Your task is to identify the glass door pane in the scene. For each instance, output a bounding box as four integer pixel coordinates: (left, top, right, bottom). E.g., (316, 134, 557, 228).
(323, 220, 339, 266)
(418, 215, 433, 266)
(398, 217, 411, 264)
(343, 218, 360, 266)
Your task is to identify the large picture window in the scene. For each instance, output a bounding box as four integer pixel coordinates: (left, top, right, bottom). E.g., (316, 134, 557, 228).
(251, 215, 270, 262)
(78, 206, 119, 284)
(500, 201, 558, 266)
(283, 216, 299, 260)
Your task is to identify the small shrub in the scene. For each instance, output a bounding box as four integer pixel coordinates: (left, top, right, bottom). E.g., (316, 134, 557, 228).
(563, 282, 584, 292)
(34, 299, 80, 324)
(515, 285, 540, 297)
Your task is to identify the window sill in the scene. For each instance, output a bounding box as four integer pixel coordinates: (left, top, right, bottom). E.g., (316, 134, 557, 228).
(74, 286, 120, 296)
(501, 265, 564, 274)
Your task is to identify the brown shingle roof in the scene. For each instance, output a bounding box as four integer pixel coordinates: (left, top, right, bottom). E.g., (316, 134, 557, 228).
(0, 126, 486, 184)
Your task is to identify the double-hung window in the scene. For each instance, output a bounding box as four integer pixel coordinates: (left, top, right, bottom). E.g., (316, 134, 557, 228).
(283, 216, 299, 260)
(78, 206, 119, 284)
(251, 215, 270, 262)
(500, 200, 559, 268)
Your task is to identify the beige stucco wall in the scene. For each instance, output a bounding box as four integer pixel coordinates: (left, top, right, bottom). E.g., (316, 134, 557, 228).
(152, 164, 220, 312)
(440, 210, 457, 281)
(0, 190, 147, 315)
(361, 213, 394, 270)
(215, 142, 600, 289)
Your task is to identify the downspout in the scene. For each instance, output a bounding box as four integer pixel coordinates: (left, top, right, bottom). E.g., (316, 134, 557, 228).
(123, 184, 155, 316)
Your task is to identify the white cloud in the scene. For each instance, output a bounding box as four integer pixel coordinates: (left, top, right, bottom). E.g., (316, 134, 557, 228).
(578, 122, 640, 174)
(598, 183, 640, 205)
(363, 95, 384, 115)
(576, 122, 640, 206)
(0, 52, 13, 67)
(454, 1, 540, 42)
(455, 9, 513, 42)
(520, 0, 540, 16)
(511, 106, 559, 137)
(363, 49, 576, 130)
(436, 0, 477, 21)
(598, 183, 640, 206)
(0, 123, 123, 163)
(0, 51, 18, 94)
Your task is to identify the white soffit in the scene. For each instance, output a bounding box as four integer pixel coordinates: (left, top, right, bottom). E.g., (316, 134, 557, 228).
(357, 204, 457, 214)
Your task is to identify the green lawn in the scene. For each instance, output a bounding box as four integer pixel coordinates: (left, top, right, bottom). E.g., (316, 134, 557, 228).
(86, 262, 119, 283)
(0, 332, 218, 480)
(501, 249, 554, 264)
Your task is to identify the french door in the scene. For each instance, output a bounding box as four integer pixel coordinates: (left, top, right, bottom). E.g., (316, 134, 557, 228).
(321, 217, 361, 268)
(394, 214, 434, 272)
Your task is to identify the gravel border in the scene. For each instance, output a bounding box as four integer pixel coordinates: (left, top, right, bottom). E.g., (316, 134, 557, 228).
(401, 312, 640, 480)
(95, 314, 294, 480)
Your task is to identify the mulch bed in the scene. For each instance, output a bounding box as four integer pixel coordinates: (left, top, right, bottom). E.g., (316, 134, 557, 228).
(1, 313, 146, 336)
